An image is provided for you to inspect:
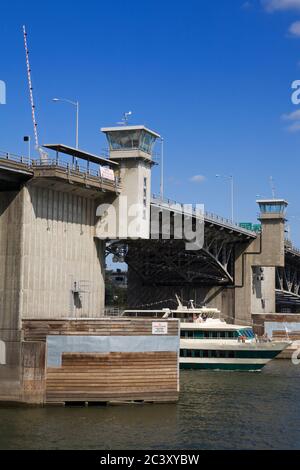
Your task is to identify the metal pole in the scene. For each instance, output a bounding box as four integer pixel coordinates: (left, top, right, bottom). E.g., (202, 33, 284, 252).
(160, 137, 164, 201)
(28, 136, 31, 163)
(231, 176, 234, 223)
(76, 101, 79, 149)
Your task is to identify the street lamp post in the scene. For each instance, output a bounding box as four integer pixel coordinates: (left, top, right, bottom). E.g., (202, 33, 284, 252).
(160, 137, 164, 201)
(23, 135, 31, 163)
(52, 98, 79, 150)
(216, 174, 234, 223)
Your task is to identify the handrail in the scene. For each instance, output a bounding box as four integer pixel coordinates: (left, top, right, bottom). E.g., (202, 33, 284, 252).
(0, 151, 120, 186)
(285, 239, 300, 256)
(0, 150, 31, 166)
(151, 194, 257, 236)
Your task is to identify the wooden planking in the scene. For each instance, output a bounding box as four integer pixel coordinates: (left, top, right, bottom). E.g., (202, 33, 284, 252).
(252, 314, 300, 336)
(21, 318, 180, 404)
(23, 318, 179, 342)
(46, 351, 179, 403)
(21, 341, 46, 404)
(272, 331, 300, 341)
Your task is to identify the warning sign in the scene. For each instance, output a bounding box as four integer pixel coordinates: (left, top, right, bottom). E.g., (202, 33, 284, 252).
(152, 322, 168, 335)
(100, 167, 115, 181)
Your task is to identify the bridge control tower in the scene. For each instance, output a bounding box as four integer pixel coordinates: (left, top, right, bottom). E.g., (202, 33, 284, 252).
(235, 198, 288, 325)
(257, 199, 288, 266)
(97, 126, 160, 239)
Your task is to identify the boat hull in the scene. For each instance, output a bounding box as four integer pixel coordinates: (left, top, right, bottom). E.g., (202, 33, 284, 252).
(180, 361, 269, 371)
(179, 341, 290, 371)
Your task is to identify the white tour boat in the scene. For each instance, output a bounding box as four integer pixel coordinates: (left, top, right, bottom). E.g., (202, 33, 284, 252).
(122, 296, 290, 371)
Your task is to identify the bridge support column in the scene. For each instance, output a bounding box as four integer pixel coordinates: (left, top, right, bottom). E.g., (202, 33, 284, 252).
(234, 199, 287, 325)
(0, 184, 105, 401)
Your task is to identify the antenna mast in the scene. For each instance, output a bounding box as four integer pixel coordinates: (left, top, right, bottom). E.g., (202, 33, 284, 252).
(23, 25, 39, 150)
(270, 176, 276, 199)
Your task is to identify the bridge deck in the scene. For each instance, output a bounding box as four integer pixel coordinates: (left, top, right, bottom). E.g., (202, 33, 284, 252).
(151, 195, 257, 239)
(0, 151, 120, 195)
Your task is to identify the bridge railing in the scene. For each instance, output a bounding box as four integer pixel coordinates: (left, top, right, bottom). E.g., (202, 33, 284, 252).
(0, 150, 31, 166)
(33, 157, 101, 178)
(151, 194, 257, 236)
(285, 238, 300, 257)
(33, 158, 121, 187)
(0, 151, 120, 187)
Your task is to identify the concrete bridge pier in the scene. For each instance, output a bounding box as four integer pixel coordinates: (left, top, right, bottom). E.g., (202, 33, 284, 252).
(0, 146, 119, 401)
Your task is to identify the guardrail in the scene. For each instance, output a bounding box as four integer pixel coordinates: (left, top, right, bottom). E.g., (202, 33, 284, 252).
(0, 151, 120, 187)
(0, 150, 31, 166)
(151, 194, 257, 236)
(33, 158, 105, 179)
(285, 239, 300, 257)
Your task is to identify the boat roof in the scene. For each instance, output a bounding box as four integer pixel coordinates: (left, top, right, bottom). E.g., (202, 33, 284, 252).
(180, 322, 253, 331)
(122, 311, 252, 330)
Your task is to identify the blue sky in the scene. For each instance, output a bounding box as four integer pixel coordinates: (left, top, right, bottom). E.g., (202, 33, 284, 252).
(1, 0, 300, 243)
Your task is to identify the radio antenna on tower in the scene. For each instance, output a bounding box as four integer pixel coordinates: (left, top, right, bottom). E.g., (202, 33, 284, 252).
(23, 25, 47, 160)
(269, 176, 276, 199)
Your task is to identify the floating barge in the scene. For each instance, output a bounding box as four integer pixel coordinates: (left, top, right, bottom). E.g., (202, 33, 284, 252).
(1, 318, 180, 406)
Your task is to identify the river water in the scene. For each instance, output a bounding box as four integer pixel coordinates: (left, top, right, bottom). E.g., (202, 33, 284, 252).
(0, 360, 299, 450)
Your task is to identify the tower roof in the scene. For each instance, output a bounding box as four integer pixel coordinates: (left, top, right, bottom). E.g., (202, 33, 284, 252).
(101, 125, 161, 139)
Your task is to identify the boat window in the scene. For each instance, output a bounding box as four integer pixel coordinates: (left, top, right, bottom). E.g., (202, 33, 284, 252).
(194, 350, 201, 358)
(212, 332, 218, 339)
(219, 351, 226, 358)
(203, 350, 209, 358)
(220, 331, 226, 338)
(228, 351, 235, 358)
(188, 331, 194, 338)
(194, 331, 204, 339)
(204, 331, 210, 339)
(240, 329, 254, 339)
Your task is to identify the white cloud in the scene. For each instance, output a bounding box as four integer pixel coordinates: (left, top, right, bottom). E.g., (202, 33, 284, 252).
(282, 109, 300, 120)
(281, 110, 300, 131)
(190, 175, 206, 183)
(289, 20, 300, 35)
(262, 0, 300, 12)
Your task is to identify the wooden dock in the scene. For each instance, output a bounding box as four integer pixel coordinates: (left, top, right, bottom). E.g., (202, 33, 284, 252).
(19, 318, 180, 406)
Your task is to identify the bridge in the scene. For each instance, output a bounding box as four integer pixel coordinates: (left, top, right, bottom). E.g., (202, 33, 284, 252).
(3, 123, 300, 404)
(107, 195, 257, 287)
(1, 123, 300, 342)
(106, 193, 300, 318)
